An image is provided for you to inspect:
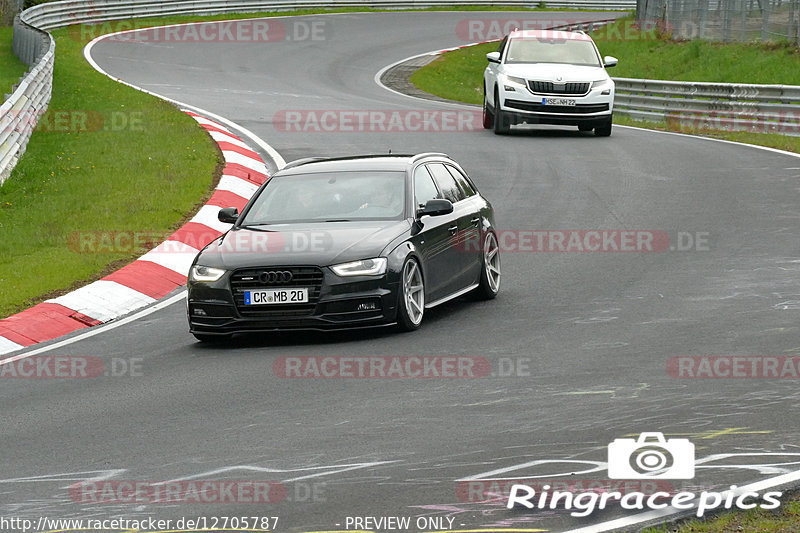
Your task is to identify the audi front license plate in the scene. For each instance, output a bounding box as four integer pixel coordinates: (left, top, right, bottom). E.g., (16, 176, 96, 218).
(244, 288, 309, 305)
(542, 97, 576, 106)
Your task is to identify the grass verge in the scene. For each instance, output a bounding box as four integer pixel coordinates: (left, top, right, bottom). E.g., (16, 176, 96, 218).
(0, 27, 221, 318)
(409, 17, 800, 154)
(643, 490, 800, 532)
(0, 6, 627, 319)
(0, 25, 28, 98)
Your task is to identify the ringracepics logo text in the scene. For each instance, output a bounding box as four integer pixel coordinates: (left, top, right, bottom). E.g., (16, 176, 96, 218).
(506, 482, 781, 517)
(505, 433, 782, 517)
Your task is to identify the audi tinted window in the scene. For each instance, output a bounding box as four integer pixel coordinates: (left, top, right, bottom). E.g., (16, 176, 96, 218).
(413, 165, 441, 209)
(241, 171, 406, 224)
(426, 163, 466, 204)
(445, 165, 476, 197)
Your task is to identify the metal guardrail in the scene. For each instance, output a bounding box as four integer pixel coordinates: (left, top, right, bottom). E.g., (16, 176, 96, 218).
(21, 0, 637, 30)
(1, 0, 636, 185)
(637, 0, 800, 43)
(3, 0, 799, 185)
(1, 15, 53, 185)
(614, 77, 800, 135)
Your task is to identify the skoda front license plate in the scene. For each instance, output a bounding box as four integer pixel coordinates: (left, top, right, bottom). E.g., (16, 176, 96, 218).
(542, 98, 576, 106)
(245, 288, 308, 305)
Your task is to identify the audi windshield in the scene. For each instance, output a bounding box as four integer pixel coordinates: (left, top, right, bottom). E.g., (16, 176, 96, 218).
(240, 171, 407, 225)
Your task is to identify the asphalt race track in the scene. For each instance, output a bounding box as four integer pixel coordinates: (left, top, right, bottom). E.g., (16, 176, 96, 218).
(3, 10, 800, 533)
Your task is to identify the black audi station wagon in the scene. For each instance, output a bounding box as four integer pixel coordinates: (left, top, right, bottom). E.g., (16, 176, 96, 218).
(187, 153, 500, 342)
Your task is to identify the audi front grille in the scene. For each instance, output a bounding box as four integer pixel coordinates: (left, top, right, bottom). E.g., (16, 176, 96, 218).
(231, 266, 324, 317)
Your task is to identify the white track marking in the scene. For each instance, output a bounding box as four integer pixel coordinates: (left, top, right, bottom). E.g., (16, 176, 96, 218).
(0, 337, 24, 354)
(222, 149, 270, 173)
(562, 468, 800, 533)
(375, 47, 800, 161)
(218, 174, 260, 197)
(208, 130, 250, 148)
(0, 291, 187, 363)
(189, 204, 235, 232)
(138, 240, 200, 276)
(46, 280, 156, 323)
(84, 30, 286, 169)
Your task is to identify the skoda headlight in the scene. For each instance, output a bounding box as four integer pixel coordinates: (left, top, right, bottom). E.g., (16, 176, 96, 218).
(190, 265, 226, 282)
(503, 75, 527, 91)
(331, 258, 387, 277)
(593, 78, 613, 94)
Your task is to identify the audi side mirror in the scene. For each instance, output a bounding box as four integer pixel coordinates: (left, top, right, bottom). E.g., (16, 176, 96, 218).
(417, 199, 454, 218)
(218, 207, 239, 224)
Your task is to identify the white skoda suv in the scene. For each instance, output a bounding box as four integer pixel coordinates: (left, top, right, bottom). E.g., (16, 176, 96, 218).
(483, 29, 618, 136)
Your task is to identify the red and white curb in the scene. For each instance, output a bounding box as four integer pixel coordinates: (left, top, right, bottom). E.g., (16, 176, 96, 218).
(0, 112, 267, 356)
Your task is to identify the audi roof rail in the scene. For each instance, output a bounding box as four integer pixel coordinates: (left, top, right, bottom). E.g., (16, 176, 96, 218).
(281, 157, 329, 170)
(281, 154, 419, 170)
(410, 152, 451, 163)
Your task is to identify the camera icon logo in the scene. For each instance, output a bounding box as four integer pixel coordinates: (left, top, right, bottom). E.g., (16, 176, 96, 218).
(608, 432, 695, 479)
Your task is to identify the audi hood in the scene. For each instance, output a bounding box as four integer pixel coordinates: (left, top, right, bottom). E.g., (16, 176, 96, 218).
(194, 220, 411, 270)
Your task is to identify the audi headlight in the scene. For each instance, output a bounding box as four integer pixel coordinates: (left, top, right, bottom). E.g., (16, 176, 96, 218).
(190, 265, 226, 283)
(330, 258, 387, 277)
(503, 75, 527, 91)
